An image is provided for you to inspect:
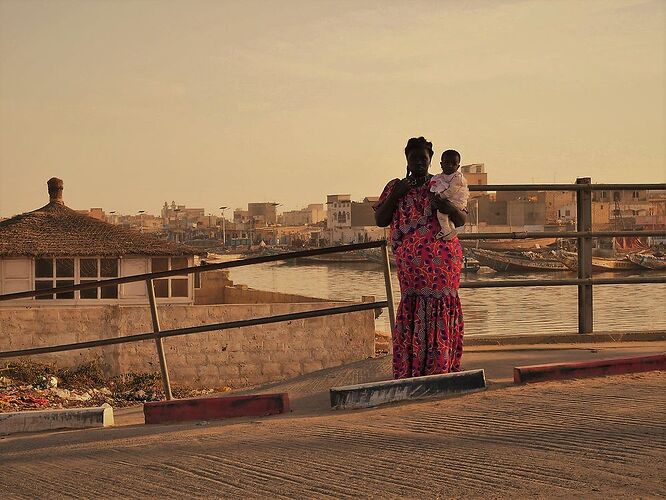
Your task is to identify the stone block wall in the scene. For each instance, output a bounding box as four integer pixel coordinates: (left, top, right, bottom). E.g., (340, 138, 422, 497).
(194, 269, 328, 305)
(0, 303, 375, 389)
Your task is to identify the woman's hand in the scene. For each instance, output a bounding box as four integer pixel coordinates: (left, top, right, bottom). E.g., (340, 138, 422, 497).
(392, 178, 412, 198)
(375, 178, 411, 227)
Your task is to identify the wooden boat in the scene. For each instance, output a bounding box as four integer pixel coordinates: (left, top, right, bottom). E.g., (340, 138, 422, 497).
(461, 237, 557, 251)
(462, 257, 481, 273)
(626, 253, 666, 270)
(241, 247, 284, 258)
(470, 249, 569, 272)
(294, 253, 372, 264)
(555, 251, 642, 272)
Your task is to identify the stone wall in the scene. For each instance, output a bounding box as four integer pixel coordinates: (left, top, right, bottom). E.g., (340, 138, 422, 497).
(194, 269, 328, 305)
(220, 286, 329, 305)
(0, 303, 375, 389)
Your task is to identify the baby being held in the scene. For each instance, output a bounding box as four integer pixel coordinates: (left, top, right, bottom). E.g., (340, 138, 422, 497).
(429, 149, 469, 240)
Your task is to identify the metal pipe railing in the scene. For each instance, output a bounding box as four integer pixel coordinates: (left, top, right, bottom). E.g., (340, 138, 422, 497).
(458, 230, 666, 239)
(460, 276, 666, 288)
(3, 230, 663, 303)
(468, 183, 665, 191)
(147, 278, 173, 400)
(0, 241, 385, 302)
(1, 180, 664, 400)
(0, 241, 396, 400)
(576, 178, 594, 333)
(0, 301, 389, 360)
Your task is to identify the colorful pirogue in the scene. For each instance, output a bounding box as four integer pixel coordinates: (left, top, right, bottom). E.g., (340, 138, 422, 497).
(470, 248, 569, 272)
(555, 251, 643, 272)
(626, 253, 666, 270)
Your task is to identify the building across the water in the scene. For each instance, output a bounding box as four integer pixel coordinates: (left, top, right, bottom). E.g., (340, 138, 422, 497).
(0, 178, 199, 305)
(281, 203, 326, 226)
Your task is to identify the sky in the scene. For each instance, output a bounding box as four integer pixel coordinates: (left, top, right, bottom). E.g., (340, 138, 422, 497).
(0, 0, 664, 217)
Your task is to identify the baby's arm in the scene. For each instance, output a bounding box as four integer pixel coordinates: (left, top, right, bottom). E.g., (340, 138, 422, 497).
(442, 184, 467, 205)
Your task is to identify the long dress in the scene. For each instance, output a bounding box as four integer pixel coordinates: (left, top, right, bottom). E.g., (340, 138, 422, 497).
(375, 178, 465, 379)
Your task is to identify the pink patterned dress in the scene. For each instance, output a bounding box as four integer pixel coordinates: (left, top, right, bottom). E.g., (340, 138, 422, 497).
(375, 178, 465, 379)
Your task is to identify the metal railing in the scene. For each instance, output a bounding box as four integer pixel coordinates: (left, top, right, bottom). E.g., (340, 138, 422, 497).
(0, 241, 396, 400)
(464, 179, 666, 334)
(0, 180, 664, 399)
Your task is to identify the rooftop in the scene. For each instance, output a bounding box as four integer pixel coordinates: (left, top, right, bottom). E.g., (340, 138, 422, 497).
(0, 178, 199, 257)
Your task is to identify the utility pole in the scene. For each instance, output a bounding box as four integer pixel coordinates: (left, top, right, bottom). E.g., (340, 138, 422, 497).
(219, 206, 228, 246)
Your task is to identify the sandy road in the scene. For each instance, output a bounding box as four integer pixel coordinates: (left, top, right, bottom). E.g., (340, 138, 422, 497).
(1, 371, 664, 498)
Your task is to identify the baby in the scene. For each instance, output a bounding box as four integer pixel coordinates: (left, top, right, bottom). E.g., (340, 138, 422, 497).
(429, 149, 469, 240)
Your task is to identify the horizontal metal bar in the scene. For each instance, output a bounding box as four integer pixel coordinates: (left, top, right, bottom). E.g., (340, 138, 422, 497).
(586, 276, 666, 285)
(469, 183, 666, 192)
(3, 228, 665, 301)
(460, 276, 666, 288)
(2, 274, 661, 358)
(458, 230, 666, 240)
(0, 301, 388, 359)
(0, 241, 386, 301)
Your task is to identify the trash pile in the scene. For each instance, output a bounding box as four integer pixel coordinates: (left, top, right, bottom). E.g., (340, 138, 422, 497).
(0, 360, 220, 412)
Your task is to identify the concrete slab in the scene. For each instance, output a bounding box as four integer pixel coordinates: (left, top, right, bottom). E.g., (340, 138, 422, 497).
(330, 369, 486, 409)
(514, 353, 666, 384)
(0, 404, 114, 435)
(2, 373, 664, 498)
(144, 393, 290, 424)
(466, 330, 666, 346)
(113, 341, 666, 426)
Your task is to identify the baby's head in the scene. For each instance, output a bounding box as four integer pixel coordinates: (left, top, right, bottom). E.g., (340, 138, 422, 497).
(440, 149, 461, 175)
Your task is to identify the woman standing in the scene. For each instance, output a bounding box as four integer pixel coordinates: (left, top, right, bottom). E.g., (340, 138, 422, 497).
(374, 137, 467, 379)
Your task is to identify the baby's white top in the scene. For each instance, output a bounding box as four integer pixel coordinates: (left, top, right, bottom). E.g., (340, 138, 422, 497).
(429, 170, 467, 193)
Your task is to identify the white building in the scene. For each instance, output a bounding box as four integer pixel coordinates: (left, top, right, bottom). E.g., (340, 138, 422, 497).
(282, 203, 327, 226)
(326, 194, 351, 229)
(0, 178, 200, 306)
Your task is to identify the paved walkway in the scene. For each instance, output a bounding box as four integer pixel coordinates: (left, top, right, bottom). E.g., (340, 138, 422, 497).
(235, 340, 666, 414)
(1, 370, 664, 498)
(2, 342, 665, 498)
(107, 341, 666, 425)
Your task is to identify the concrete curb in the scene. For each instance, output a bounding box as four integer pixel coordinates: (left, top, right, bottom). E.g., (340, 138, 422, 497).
(143, 393, 290, 424)
(330, 369, 486, 410)
(0, 404, 114, 435)
(465, 330, 666, 346)
(514, 353, 666, 384)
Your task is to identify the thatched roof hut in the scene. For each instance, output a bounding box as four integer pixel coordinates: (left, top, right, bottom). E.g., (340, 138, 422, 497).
(0, 178, 197, 258)
(0, 178, 199, 303)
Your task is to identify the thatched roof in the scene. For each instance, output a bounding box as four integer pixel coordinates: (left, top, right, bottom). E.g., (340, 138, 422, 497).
(0, 178, 198, 258)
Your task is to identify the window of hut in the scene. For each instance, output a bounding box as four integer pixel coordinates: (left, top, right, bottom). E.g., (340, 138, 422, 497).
(79, 258, 119, 299)
(33, 257, 119, 300)
(35, 258, 75, 299)
(151, 257, 190, 298)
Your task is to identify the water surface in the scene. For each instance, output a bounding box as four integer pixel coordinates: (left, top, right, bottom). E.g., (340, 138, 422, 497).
(224, 259, 665, 336)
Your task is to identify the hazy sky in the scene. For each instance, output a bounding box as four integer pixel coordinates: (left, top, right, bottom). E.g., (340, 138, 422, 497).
(1, 0, 664, 217)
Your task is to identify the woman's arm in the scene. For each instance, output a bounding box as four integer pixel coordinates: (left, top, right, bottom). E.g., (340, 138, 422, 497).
(434, 197, 467, 227)
(375, 179, 410, 227)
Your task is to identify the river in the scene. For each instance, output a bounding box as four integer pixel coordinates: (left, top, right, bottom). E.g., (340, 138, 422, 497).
(222, 259, 665, 336)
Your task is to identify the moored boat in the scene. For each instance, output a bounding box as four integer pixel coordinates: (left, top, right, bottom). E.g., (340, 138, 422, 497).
(460, 237, 557, 252)
(471, 248, 569, 272)
(626, 253, 666, 270)
(555, 251, 643, 272)
(294, 253, 372, 264)
(462, 257, 481, 273)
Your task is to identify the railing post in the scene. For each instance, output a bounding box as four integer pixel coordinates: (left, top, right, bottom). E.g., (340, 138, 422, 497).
(576, 178, 593, 334)
(146, 278, 173, 400)
(381, 241, 396, 335)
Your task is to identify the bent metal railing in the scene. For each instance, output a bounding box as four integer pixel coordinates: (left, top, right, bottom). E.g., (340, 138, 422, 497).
(0, 241, 395, 399)
(0, 179, 664, 400)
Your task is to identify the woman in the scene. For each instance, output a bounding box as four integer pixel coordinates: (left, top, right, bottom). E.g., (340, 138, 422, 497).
(374, 137, 467, 378)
